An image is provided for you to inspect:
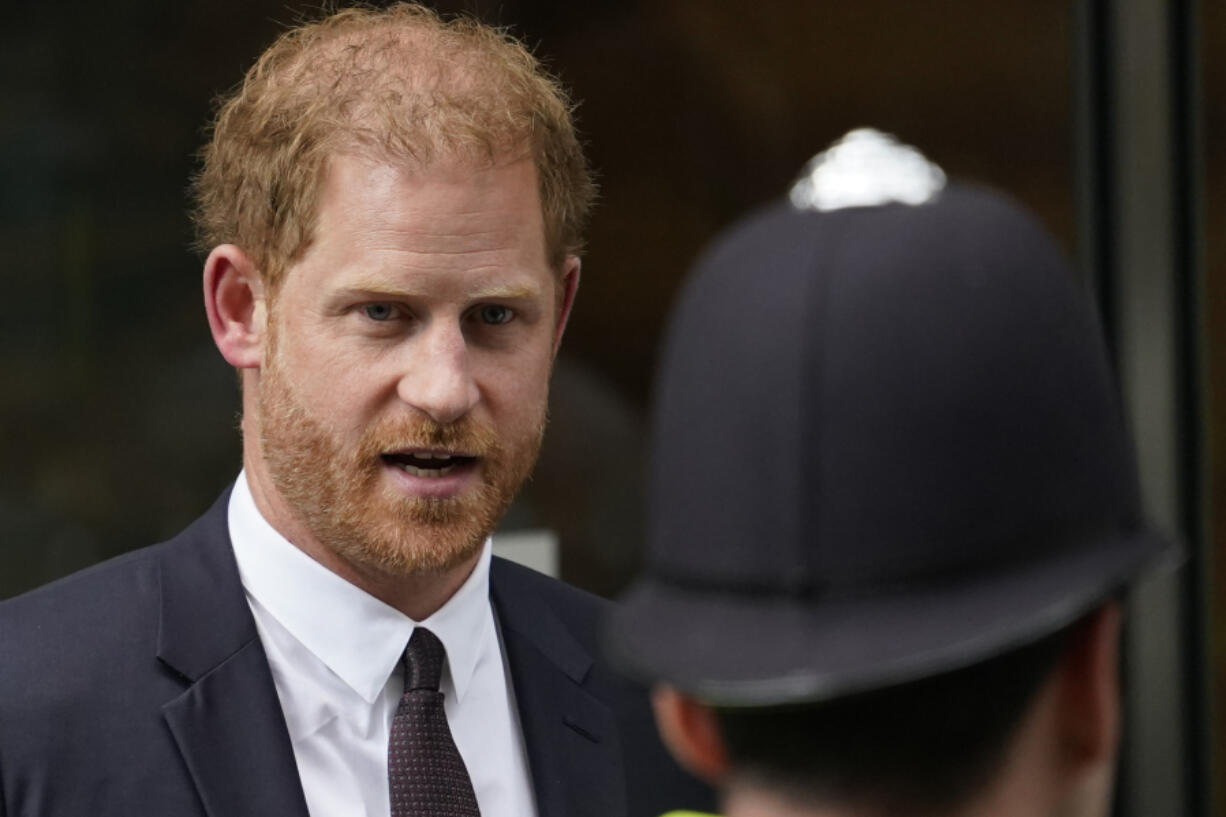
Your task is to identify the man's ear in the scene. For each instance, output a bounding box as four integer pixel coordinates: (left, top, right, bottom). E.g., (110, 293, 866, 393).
(204, 244, 266, 369)
(551, 256, 581, 357)
(651, 685, 730, 784)
(1056, 601, 1123, 769)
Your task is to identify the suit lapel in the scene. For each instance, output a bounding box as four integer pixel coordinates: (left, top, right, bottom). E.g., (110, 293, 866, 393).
(492, 559, 627, 817)
(153, 499, 625, 817)
(156, 491, 310, 817)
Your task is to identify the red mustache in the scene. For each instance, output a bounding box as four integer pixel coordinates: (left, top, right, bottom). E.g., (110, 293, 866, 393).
(356, 414, 501, 460)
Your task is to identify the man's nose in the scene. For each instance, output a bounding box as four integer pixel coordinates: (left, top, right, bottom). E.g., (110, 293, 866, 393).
(397, 322, 480, 426)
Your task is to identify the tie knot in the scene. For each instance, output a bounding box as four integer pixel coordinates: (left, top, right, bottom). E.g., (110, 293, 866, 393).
(403, 627, 446, 691)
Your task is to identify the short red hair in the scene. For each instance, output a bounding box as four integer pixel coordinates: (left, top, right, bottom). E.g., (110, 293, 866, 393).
(192, 3, 594, 289)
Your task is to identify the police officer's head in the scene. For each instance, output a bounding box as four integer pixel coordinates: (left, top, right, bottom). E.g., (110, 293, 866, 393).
(607, 131, 1175, 817)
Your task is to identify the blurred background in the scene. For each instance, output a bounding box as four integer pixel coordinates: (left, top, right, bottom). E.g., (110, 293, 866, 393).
(1, 0, 1221, 815)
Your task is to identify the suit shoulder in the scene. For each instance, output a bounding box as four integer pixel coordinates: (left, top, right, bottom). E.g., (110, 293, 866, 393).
(0, 542, 171, 715)
(0, 490, 230, 635)
(0, 510, 220, 680)
(490, 556, 609, 619)
(0, 541, 165, 625)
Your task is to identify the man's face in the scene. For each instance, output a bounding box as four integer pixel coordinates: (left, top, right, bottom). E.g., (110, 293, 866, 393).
(254, 153, 572, 579)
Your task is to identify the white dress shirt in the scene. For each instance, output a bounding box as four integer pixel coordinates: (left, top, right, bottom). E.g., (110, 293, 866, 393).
(228, 472, 537, 817)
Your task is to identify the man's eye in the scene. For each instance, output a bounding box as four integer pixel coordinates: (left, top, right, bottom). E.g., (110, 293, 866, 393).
(478, 305, 514, 325)
(362, 303, 396, 321)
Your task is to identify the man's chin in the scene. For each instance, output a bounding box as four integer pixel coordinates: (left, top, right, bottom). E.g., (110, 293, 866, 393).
(327, 530, 486, 581)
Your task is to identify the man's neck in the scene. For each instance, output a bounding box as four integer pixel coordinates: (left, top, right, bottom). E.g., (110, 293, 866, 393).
(721, 786, 835, 817)
(720, 760, 1107, 817)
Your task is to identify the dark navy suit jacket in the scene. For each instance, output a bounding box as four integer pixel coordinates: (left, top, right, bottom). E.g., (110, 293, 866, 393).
(0, 490, 712, 817)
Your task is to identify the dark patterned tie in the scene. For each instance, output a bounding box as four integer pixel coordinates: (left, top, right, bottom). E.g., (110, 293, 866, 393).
(388, 627, 481, 817)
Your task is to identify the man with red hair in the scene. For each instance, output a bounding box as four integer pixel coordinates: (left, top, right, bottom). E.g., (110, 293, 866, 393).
(0, 6, 711, 817)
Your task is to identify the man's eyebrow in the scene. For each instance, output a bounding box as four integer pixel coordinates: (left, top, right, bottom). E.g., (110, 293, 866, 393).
(468, 284, 540, 300)
(333, 281, 543, 300)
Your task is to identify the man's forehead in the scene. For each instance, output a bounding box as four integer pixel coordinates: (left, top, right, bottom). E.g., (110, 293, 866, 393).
(309, 151, 543, 238)
(280, 153, 556, 292)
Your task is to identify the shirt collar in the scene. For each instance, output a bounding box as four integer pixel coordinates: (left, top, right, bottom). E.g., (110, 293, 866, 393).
(228, 471, 493, 706)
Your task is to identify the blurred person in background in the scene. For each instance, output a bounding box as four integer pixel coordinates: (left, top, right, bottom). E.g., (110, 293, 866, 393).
(607, 130, 1177, 817)
(0, 5, 712, 816)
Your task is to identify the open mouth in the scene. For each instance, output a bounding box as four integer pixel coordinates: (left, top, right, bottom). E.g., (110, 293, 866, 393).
(380, 450, 478, 478)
